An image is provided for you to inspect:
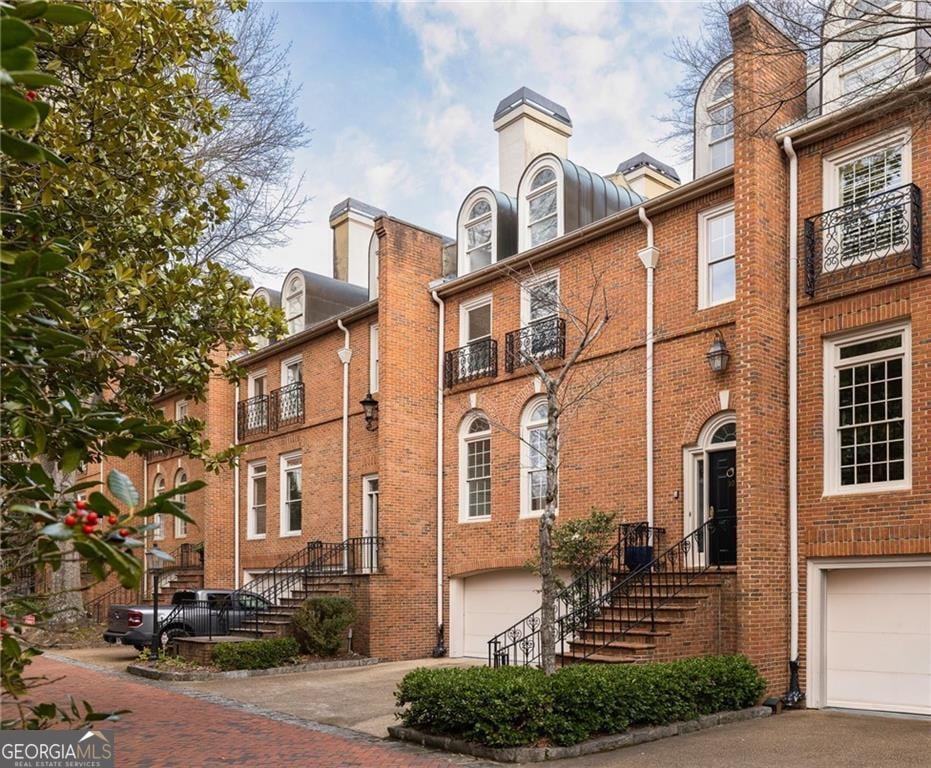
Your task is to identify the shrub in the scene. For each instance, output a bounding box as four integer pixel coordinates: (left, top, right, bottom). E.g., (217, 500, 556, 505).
(291, 597, 356, 656)
(395, 655, 766, 747)
(211, 637, 300, 671)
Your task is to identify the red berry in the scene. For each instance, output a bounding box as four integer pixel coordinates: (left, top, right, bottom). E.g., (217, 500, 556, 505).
(82, 524, 95, 535)
(75, 500, 88, 510)
(85, 512, 98, 525)
(1, 618, 8, 630)
(64, 514, 78, 527)
(107, 515, 118, 525)
(25, 90, 37, 102)
(119, 528, 131, 537)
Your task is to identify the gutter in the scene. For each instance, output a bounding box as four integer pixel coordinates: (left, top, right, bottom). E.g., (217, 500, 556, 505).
(430, 289, 447, 657)
(637, 208, 658, 537)
(337, 320, 352, 551)
(233, 383, 241, 589)
(782, 136, 804, 707)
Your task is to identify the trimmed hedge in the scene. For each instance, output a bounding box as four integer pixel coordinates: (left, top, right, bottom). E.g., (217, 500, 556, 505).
(395, 655, 766, 747)
(291, 597, 355, 657)
(211, 637, 300, 671)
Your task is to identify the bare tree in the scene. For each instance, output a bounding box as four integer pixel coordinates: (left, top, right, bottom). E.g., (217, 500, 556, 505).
(187, 3, 310, 273)
(661, 0, 931, 161)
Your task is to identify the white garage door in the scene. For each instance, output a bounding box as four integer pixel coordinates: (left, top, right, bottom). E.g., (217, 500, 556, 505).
(462, 570, 541, 659)
(825, 566, 931, 715)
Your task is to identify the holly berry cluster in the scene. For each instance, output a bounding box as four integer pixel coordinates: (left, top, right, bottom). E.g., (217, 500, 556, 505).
(64, 499, 131, 538)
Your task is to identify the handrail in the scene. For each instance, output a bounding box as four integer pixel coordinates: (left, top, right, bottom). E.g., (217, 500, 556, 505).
(504, 317, 566, 373)
(487, 522, 664, 667)
(444, 338, 498, 388)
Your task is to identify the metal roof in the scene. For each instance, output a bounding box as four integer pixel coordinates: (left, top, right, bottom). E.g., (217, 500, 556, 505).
(493, 87, 572, 127)
(328, 197, 386, 222)
(616, 152, 681, 182)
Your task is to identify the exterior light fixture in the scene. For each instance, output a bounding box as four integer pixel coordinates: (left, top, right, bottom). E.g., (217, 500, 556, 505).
(360, 392, 379, 431)
(706, 332, 730, 373)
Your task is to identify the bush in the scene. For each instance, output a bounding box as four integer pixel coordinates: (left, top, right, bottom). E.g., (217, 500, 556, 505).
(395, 655, 766, 747)
(211, 637, 300, 671)
(291, 597, 355, 656)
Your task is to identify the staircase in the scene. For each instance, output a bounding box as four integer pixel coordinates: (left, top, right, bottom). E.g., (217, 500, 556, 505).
(489, 519, 735, 668)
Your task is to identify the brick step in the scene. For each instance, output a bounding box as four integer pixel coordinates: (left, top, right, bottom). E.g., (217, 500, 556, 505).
(228, 627, 277, 638)
(558, 652, 640, 665)
(577, 628, 671, 645)
(587, 616, 686, 632)
(568, 638, 656, 654)
(614, 587, 712, 601)
(597, 604, 698, 621)
(600, 596, 702, 609)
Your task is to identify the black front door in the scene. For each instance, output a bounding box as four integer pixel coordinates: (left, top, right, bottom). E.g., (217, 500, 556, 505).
(708, 449, 737, 566)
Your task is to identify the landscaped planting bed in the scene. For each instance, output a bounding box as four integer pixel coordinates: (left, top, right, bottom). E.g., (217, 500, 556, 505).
(394, 655, 766, 749)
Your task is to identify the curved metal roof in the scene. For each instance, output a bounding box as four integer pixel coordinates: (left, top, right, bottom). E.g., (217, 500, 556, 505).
(457, 186, 519, 262)
(259, 269, 369, 329)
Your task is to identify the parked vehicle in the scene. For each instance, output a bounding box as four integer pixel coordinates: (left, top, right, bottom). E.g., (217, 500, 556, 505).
(103, 589, 269, 651)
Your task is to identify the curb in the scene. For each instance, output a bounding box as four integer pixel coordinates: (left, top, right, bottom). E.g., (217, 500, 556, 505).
(388, 706, 772, 762)
(127, 655, 378, 681)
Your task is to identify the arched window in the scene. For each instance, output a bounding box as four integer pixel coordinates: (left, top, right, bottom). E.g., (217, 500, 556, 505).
(284, 275, 304, 335)
(153, 475, 165, 541)
(521, 399, 555, 517)
(694, 60, 734, 177)
(457, 191, 496, 275)
(459, 413, 491, 520)
(526, 166, 559, 247)
(173, 469, 188, 539)
(251, 289, 272, 349)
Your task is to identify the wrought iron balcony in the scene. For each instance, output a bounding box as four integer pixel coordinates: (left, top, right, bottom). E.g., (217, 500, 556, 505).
(237, 394, 269, 441)
(504, 317, 566, 373)
(270, 381, 304, 429)
(804, 183, 922, 297)
(444, 338, 498, 388)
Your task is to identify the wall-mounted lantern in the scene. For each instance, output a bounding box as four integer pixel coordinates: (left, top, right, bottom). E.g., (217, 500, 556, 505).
(706, 332, 730, 373)
(360, 392, 379, 431)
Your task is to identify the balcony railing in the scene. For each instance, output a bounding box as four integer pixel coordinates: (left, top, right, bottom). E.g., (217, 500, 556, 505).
(804, 183, 922, 297)
(444, 338, 498, 388)
(237, 382, 304, 441)
(504, 317, 566, 373)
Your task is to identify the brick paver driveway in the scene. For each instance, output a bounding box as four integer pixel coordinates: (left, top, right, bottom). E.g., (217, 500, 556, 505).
(18, 655, 483, 768)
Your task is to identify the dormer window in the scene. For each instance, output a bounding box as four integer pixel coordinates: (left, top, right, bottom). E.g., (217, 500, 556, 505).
(518, 157, 563, 252)
(457, 190, 498, 275)
(284, 275, 304, 335)
(694, 59, 734, 178)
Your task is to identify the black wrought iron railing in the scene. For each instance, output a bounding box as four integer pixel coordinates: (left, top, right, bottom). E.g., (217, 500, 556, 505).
(487, 522, 664, 667)
(804, 183, 922, 297)
(504, 317, 566, 373)
(444, 338, 498, 388)
(270, 381, 304, 429)
(237, 394, 269, 440)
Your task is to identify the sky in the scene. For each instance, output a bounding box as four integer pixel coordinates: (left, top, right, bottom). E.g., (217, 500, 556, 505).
(252, 1, 706, 288)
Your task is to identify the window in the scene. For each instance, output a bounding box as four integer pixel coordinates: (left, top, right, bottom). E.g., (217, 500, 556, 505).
(519, 270, 561, 360)
(694, 60, 734, 177)
(284, 276, 304, 335)
(527, 167, 558, 247)
(251, 289, 272, 348)
(521, 399, 555, 517)
(698, 203, 735, 308)
(459, 414, 491, 521)
(248, 371, 267, 398)
(465, 199, 493, 271)
(369, 324, 379, 392)
(457, 295, 494, 379)
(824, 323, 910, 495)
(153, 475, 165, 541)
(173, 469, 187, 538)
(248, 461, 267, 539)
(824, 130, 911, 266)
(175, 400, 189, 421)
(280, 452, 302, 535)
(282, 356, 302, 385)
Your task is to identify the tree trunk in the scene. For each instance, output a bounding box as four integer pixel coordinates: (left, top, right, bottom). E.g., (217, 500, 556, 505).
(538, 390, 560, 674)
(43, 461, 85, 627)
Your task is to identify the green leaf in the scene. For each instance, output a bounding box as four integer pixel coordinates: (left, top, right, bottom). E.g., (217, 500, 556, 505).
(1, 45, 38, 71)
(86, 492, 118, 516)
(42, 3, 94, 24)
(59, 445, 83, 474)
(0, 17, 36, 48)
(0, 92, 39, 130)
(11, 1, 49, 21)
(107, 469, 139, 508)
(10, 71, 63, 88)
(40, 522, 72, 540)
(0, 131, 42, 161)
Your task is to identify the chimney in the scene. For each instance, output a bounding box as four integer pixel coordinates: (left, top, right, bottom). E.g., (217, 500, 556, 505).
(493, 87, 572, 198)
(610, 153, 681, 200)
(329, 198, 385, 287)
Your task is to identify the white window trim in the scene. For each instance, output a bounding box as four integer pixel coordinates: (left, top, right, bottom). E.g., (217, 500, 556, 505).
(458, 413, 492, 523)
(152, 475, 166, 541)
(247, 460, 267, 540)
(822, 126, 912, 211)
(518, 157, 565, 253)
(520, 269, 560, 328)
(694, 59, 734, 178)
(822, 321, 911, 496)
(457, 190, 497, 276)
(697, 202, 736, 310)
(173, 469, 188, 539)
(281, 354, 302, 386)
(459, 293, 493, 347)
(279, 451, 302, 537)
(520, 397, 557, 519)
(247, 369, 267, 398)
(369, 323, 379, 393)
(174, 400, 189, 421)
(682, 411, 736, 545)
(284, 275, 304, 335)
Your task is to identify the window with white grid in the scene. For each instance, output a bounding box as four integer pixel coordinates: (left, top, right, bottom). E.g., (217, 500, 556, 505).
(248, 461, 267, 539)
(698, 203, 735, 308)
(824, 324, 910, 494)
(521, 399, 557, 517)
(464, 416, 491, 519)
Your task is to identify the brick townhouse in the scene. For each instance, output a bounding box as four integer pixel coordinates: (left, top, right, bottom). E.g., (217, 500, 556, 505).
(86, 4, 929, 714)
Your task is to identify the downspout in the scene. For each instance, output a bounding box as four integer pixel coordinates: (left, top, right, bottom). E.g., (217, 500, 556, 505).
(336, 320, 352, 549)
(233, 383, 241, 589)
(782, 136, 803, 706)
(430, 289, 446, 657)
(637, 207, 658, 537)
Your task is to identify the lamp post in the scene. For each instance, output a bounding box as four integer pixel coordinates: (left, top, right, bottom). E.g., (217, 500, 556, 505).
(706, 332, 730, 373)
(146, 548, 167, 660)
(360, 392, 379, 431)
